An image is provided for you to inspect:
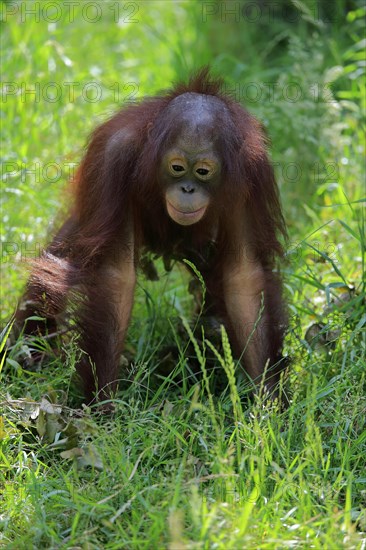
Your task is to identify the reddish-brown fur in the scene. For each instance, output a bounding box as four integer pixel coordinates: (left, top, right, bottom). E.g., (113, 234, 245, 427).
(16, 68, 287, 404)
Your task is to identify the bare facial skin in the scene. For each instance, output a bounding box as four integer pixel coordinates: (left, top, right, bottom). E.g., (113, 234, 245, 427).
(164, 147, 215, 225)
(160, 95, 222, 226)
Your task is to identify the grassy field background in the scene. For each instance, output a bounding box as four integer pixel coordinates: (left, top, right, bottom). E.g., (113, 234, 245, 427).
(1, 1, 365, 547)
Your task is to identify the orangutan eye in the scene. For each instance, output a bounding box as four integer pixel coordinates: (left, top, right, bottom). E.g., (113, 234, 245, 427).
(196, 168, 209, 176)
(169, 160, 187, 177)
(195, 162, 216, 181)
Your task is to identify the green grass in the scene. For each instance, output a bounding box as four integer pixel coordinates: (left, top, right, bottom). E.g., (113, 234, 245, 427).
(1, 1, 365, 548)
